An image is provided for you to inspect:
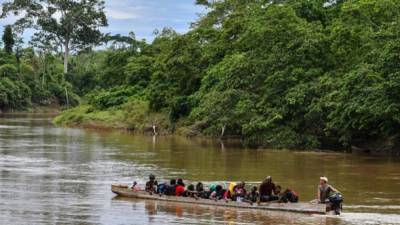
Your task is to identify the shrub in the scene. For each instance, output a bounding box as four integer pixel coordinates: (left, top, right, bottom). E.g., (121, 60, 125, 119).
(87, 85, 143, 109)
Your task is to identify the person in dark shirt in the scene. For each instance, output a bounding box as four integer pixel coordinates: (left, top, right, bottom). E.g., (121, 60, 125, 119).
(164, 179, 177, 196)
(279, 188, 299, 203)
(196, 182, 204, 192)
(196, 182, 209, 199)
(245, 186, 260, 204)
(145, 174, 158, 194)
(183, 184, 198, 199)
(177, 178, 185, 187)
(259, 176, 279, 202)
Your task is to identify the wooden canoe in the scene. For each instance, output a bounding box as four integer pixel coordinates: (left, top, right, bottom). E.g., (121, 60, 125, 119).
(111, 184, 327, 214)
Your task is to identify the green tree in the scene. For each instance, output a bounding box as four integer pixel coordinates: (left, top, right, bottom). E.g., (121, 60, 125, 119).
(1, 0, 108, 73)
(124, 55, 154, 87)
(2, 25, 14, 54)
(98, 50, 134, 87)
(148, 29, 204, 117)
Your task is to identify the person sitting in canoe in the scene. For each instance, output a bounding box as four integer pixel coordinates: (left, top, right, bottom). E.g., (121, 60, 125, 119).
(210, 184, 225, 201)
(175, 178, 185, 196)
(131, 181, 141, 191)
(156, 181, 167, 195)
(183, 184, 199, 199)
(164, 179, 177, 196)
(232, 182, 247, 202)
(245, 186, 260, 204)
(223, 182, 236, 201)
(184, 184, 194, 196)
(177, 178, 185, 187)
(202, 183, 217, 199)
(196, 182, 208, 199)
(278, 186, 299, 203)
(145, 174, 158, 194)
(259, 176, 279, 202)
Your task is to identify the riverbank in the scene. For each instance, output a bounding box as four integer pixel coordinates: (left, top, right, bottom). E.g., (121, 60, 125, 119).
(0, 105, 61, 114)
(53, 104, 400, 157)
(53, 103, 238, 139)
(53, 104, 173, 135)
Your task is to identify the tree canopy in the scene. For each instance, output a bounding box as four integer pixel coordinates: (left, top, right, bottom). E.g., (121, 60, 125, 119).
(2, 25, 14, 54)
(1, 0, 108, 73)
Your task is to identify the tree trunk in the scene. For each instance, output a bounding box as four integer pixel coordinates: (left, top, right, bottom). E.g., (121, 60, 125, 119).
(65, 87, 69, 108)
(63, 41, 69, 73)
(220, 124, 226, 138)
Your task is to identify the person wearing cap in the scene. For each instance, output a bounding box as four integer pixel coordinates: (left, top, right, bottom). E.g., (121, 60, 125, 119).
(317, 177, 339, 203)
(259, 176, 279, 202)
(145, 174, 158, 194)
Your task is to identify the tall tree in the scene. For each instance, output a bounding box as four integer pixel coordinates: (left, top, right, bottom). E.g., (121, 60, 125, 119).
(2, 25, 14, 54)
(1, 0, 108, 73)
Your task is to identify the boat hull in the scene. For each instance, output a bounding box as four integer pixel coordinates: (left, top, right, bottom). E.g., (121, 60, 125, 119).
(111, 184, 327, 214)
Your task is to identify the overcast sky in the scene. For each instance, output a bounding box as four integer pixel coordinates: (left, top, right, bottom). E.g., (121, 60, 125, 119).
(0, 0, 205, 43)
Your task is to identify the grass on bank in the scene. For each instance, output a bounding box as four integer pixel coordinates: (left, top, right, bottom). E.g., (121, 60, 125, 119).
(53, 100, 171, 133)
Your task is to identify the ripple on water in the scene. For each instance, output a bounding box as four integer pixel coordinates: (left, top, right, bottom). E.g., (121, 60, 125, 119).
(339, 213, 400, 225)
(0, 155, 52, 163)
(0, 125, 25, 128)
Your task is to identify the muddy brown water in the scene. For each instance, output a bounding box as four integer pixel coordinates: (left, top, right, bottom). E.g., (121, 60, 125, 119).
(1, 114, 400, 225)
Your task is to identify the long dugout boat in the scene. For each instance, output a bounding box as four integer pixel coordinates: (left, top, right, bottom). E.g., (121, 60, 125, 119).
(111, 184, 328, 215)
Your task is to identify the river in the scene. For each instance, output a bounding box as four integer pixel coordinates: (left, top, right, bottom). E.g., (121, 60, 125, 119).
(0, 114, 400, 225)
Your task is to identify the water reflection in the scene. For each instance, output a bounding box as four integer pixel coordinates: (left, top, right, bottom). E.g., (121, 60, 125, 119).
(112, 197, 345, 225)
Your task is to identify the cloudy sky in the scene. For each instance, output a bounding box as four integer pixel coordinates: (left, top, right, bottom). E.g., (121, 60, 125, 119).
(0, 0, 205, 42)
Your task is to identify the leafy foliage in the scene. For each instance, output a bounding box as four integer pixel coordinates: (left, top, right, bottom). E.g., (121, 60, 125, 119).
(48, 0, 400, 150)
(87, 86, 144, 110)
(2, 25, 14, 54)
(1, 0, 108, 73)
(0, 44, 79, 111)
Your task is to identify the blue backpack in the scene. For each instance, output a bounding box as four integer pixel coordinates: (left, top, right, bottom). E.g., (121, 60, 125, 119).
(329, 193, 343, 204)
(157, 183, 166, 194)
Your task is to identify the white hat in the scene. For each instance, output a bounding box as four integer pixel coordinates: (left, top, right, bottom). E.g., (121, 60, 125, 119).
(320, 177, 328, 182)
